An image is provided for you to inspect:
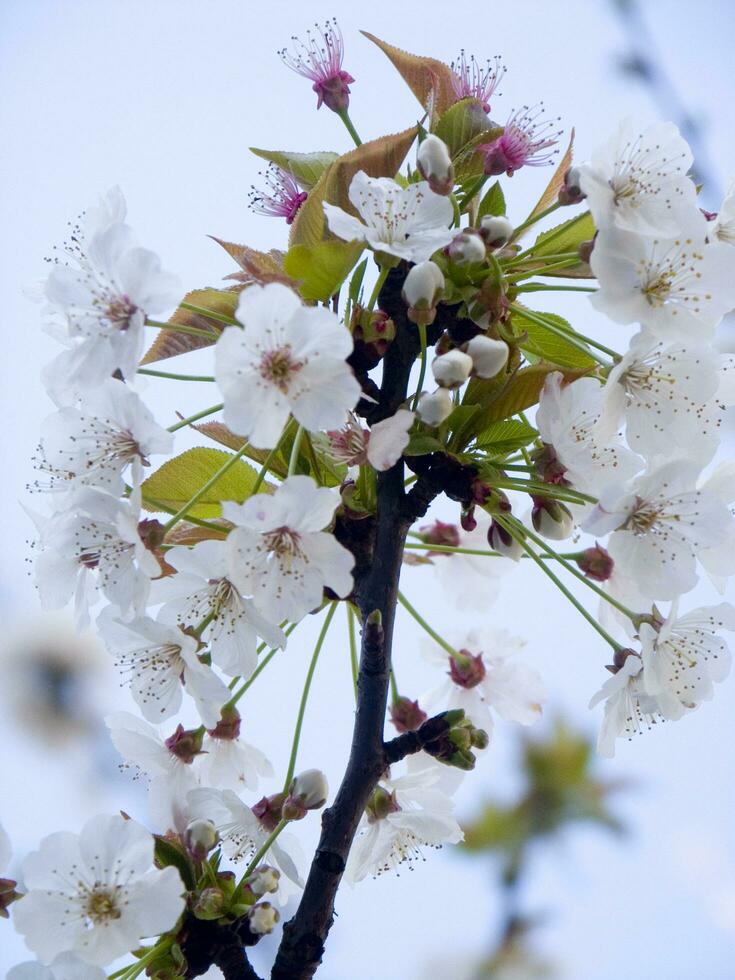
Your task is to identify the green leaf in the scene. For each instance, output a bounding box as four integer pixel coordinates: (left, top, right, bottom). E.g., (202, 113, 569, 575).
(525, 211, 595, 278)
(511, 307, 597, 370)
(249, 148, 340, 189)
(348, 257, 369, 307)
(433, 99, 502, 180)
(154, 836, 196, 891)
(475, 362, 587, 429)
(474, 418, 538, 455)
(404, 433, 445, 456)
(477, 180, 506, 219)
(283, 240, 364, 302)
(141, 448, 268, 518)
(193, 422, 289, 478)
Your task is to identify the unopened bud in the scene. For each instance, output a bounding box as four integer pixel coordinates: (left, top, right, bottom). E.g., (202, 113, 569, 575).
(479, 214, 513, 247)
(249, 865, 280, 898)
(249, 902, 279, 935)
(576, 544, 614, 582)
(390, 696, 428, 733)
(465, 335, 509, 379)
(193, 887, 226, 921)
(422, 708, 489, 770)
(532, 498, 575, 540)
(417, 388, 453, 427)
(449, 650, 486, 689)
(432, 349, 473, 389)
(446, 229, 486, 265)
(460, 505, 477, 532)
(488, 520, 523, 561)
(402, 261, 445, 326)
(558, 166, 585, 205)
(419, 520, 460, 549)
(472, 480, 511, 513)
(417, 134, 454, 196)
(165, 724, 205, 764)
(185, 819, 218, 861)
(283, 769, 329, 821)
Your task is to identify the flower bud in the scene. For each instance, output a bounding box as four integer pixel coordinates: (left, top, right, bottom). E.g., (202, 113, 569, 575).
(465, 335, 509, 379)
(558, 166, 585, 205)
(531, 498, 575, 540)
(402, 261, 445, 326)
(446, 229, 486, 265)
(417, 388, 453, 427)
(390, 696, 428, 733)
(283, 769, 329, 821)
(366, 786, 401, 823)
(460, 505, 477, 532)
(472, 480, 511, 513)
(431, 349, 473, 389)
(421, 708, 489, 770)
(193, 887, 226, 921)
(576, 544, 614, 582)
(249, 902, 279, 935)
(449, 650, 486, 689)
(417, 134, 454, 195)
(418, 519, 460, 549)
(184, 818, 218, 861)
(165, 724, 205, 764)
(488, 520, 523, 561)
(249, 865, 280, 898)
(479, 214, 513, 247)
(252, 792, 286, 832)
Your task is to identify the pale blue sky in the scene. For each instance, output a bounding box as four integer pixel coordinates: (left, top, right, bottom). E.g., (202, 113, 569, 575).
(1, 2, 735, 977)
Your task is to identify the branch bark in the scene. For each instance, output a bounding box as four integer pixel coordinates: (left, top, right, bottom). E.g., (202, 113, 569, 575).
(270, 266, 421, 980)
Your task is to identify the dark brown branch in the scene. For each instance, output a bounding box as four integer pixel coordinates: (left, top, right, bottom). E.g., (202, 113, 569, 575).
(383, 710, 459, 765)
(214, 941, 263, 980)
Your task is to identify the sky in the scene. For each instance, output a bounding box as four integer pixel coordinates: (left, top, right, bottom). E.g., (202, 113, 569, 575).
(1, 1, 735, 977)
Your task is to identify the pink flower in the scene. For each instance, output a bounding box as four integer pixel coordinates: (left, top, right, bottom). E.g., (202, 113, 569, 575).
(249, 165, 308, 225)
(449, 51, 506, 113)
(479, 104, 562, 176)
(279, 20, 354, 113)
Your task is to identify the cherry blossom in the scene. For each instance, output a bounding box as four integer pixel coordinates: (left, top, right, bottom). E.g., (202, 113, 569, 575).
(279, 19, 354, 113)
(712, 180, 735, 244)
(478, 104, 562, 176)
(583, 459, 735, 599)
(327, 409, 414, 472)
(589, 653, 664, 757)
(578, 119, 697, 235)
(197, 730, 274, 793)
(425, 512, 511, 612)
(8, 954, 106, 979)
(249, 164, 308, 225)
(97, 610, 230, 726)
(33, 378, 172, 496)
(640, 602, 735, 719)
(215, 282, 361, 448)
(449, 51, 506, 113)
(11, 814, 184, 966)
(223, 476, 354, 623)
(153, 539, 286, 678)
(345, 767, 463, 883)
(590, 220, 735, 340)
(323, 171, 455, 262)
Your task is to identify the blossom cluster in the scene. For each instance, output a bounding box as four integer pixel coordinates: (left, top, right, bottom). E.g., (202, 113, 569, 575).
(5, 21, 735, 978)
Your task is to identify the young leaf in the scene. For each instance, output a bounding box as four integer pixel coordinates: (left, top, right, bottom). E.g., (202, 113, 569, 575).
(249, 149, 340, 189)
(140, 287, 237, 365)
(524, 211, 595, 278)
(511, 307, 597, 370)
(193, 422, 289, 478)
(473, 418, 538, 455)
(404, 433, 445, 456)
(283, 240, 364, 301)
(477, 181, 506, 220)
(434, 98, 496, 159)
(141, 447, 269, 518)
(209, 238, 297, 287)
(361, 32, 457, 115)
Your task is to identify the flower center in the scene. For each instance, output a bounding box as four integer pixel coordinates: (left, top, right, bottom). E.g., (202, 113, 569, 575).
(259, 346, 303, 393)
(625, 498, 664, 535)
(105, 294, 138, 330)
(263, 526, 304, 562)
(86, 887, 121, 924)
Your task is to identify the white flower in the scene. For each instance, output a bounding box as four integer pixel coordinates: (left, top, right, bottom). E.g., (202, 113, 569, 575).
(186, 788, 304, 900)
(9, 953, 106, 980)
(578, 119, 697, 235)
(197, 731, 274, 793)
(712, 180, 735, 244)
(11, 814, 184, 966)
(42, 217, 180, 402)
(223, 476, 354, 623)
(31, 488, 159, 628)
(0, 820, 10, 873)
(345, 767, 463, 884)
(428, 512, 511, 612)
(327, 409, 414, 472)
(601, 332, 724, 464)
(640, 602, 735, 719)
(465, 335, 508, 379)
(536, 373, 642, 496)
(416, 388, 453, 426)
(431, 350, 473, 389)
(34, 378, 172, 496)
(323, 171, 454, 262)
(421, 628, 545, 733)
(583, 459, 735, 599)
(105, 711, 200, 830)
(97, 610, 229, 727)
(590, 220, 735, 341)
(153, 539, 286, 678)
(589, 653, 664, 757)
(215, 282, 361, 449)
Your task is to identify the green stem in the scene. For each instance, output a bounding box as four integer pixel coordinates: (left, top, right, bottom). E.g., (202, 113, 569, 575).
(506, 257, 581, 280)
(367, 264, 390, 311)
(511, 200, 563, 240)
(508, 302, 614, 367)
(242, 819, 288, 880)
(412, 321, 428, 410)
(337, 108, 362, 146)
(227, 623, 298, 706)
(495, 516, 623, 651)
(505, 249, 579, 268)
(137, 367, 216, 382)
(347, 603, 358, 697)
(161, 441, 250, 533)
(283, 603, 337, 791)
(397, 591, 457, 657)
(179, 301, 239, 325)
(144, 318, 218, 340)
(167, 402, 224, 433)
(288, 424, 305, 476)
(252, 443, 283, 495)
(404, 542, 558, 559)
(113, 941, 172, 980)
(514, 283, 597, 294)
(142, 494, 228, 534)
(389, 669, 400, 704)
